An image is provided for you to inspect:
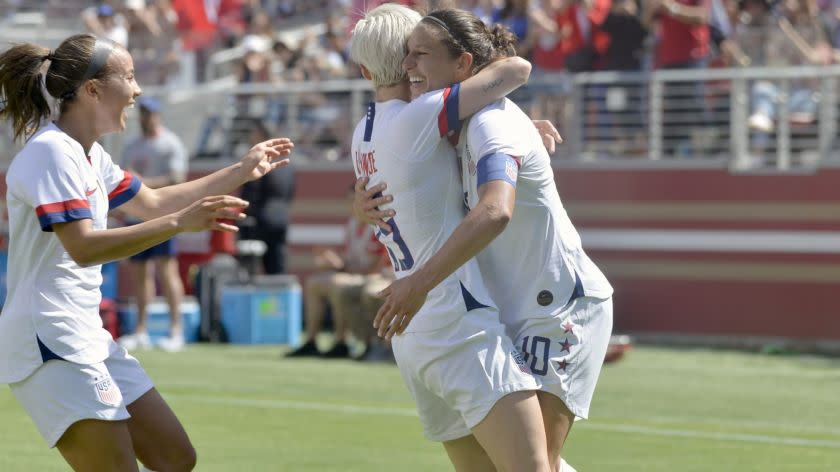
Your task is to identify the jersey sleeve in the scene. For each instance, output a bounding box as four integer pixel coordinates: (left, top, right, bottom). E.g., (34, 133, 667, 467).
(20, 144, 92, 232)
(468, 106, 528, 189)
(388, 84, 462, 161)
(97, 145, 141, 210)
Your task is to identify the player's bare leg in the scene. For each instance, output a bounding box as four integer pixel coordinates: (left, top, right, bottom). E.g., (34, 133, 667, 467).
(127, 388, 196, 472)
(469, 390, 551, 472)
(442, 434, 497, 472)
(537, 391, 576, 472)
(56, 419, 139, 472)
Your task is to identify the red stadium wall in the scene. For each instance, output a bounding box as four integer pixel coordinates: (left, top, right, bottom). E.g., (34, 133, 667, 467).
(3, 165, 838, 343)
(554, 167, 840, 342)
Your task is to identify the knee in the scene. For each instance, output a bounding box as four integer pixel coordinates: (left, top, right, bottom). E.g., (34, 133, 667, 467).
(177, 444, 197, 471)
(146, 442, 197, 472)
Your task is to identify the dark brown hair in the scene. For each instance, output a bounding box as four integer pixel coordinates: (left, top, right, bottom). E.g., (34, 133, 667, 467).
(0, 34, 116, 142)
(422, 9, 518, 75)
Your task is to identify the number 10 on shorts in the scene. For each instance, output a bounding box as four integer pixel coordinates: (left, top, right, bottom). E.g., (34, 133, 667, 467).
(520, 336, 551, 376)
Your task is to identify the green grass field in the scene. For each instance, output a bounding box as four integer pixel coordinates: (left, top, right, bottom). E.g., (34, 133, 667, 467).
(1, 345, 839, 471)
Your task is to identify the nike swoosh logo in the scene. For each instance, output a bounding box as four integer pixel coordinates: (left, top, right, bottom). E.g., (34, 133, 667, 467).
(85, 188, 96, 196)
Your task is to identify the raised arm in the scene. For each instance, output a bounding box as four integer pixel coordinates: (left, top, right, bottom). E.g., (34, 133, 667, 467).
(119, 138, 293, 221)
(456, 56, 532, 120)
(54, 195, 248, 267)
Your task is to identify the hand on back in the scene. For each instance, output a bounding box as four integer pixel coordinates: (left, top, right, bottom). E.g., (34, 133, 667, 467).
(352, 176, 395, 232)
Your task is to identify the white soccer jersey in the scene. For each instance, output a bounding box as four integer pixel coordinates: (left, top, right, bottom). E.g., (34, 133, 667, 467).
(457, 99, 613, 327)
(351, 86, 496, 333)
(0, 123, 141, 383)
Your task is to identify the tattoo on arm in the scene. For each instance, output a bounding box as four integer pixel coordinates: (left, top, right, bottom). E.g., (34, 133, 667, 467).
(482, 78, 503, 94)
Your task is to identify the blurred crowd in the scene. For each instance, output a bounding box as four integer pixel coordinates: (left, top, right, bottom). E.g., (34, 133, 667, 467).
(3, 0, 840, 162)
(2, 0, 831, 89)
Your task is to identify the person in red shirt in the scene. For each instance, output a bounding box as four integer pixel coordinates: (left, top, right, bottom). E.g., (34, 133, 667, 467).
(644, 0, 712, 156)
(171, 0, 244, 82)
(645, 0, 711, 68)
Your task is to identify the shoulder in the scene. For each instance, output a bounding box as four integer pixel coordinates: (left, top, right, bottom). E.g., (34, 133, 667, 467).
(404, 90, 445, 112)
(469, 99, 528, 136)
(91, 141, 112, 160)
(469, 100, 508, 126)
(18, 128, 81, 169)
(8, 130, 82, 192)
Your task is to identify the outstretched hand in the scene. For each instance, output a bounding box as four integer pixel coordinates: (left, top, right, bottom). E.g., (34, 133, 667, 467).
(240, 138, 294, 182)
(176, 195, 248, 233)
(353, 176, 395, 232)
(532, 120, 563, 153)
(373, 275, 429, 340)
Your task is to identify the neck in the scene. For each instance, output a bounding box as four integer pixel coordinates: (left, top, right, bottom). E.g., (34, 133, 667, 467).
(374, 81, 411, 103)
(56, 108, 100, 155)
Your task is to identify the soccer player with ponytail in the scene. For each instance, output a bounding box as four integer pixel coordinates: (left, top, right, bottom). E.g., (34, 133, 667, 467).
(0, 34, 292, 471)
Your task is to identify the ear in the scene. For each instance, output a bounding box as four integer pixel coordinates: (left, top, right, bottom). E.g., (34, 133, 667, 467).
(82, 79, 99, 100)
(359, 64, 372, 80)
(456, 52, 474, 75)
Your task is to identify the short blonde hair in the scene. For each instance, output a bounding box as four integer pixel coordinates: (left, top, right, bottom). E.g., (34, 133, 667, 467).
(350, 3, 421, 88)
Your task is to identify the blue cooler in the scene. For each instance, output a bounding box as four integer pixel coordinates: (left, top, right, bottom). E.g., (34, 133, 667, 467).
(220, 275, 302, 344)
(119, 297, 201, 343)
(100, 262, 119, 300)
(0, 250, 7, 307)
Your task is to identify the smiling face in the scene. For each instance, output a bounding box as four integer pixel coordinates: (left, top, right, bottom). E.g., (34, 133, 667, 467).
(402, 23, 472, 100)
(92, 48, 142, 134)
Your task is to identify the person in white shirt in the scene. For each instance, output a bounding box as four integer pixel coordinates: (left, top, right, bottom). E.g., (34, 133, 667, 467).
(119, 95, 189, 353)
(349, 5, 553, 472)
(355, 9, 613, 472)
(0, 34, 293, 471)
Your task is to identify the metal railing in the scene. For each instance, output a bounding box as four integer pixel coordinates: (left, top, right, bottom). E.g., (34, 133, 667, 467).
(556, 65, 840, 171)
(4, 65, 840, 172)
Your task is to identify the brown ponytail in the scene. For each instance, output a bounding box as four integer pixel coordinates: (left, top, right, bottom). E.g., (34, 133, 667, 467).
(0, 43, 52, 142)
(0, 33, 113, 142)
(488, 24, 518, 61)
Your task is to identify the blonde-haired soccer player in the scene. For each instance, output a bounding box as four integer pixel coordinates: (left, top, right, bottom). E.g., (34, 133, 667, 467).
(349, 4, 552, 472)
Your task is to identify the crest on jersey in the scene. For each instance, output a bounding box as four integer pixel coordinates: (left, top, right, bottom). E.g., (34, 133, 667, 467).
(511, 350, 531, 374)
(94, 376, 122, 407)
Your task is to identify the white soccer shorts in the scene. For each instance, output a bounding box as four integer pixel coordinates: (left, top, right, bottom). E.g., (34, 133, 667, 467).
(392, 308, 540, 442)
(10, 340, 154, 447)
(508, 296, 613, 419)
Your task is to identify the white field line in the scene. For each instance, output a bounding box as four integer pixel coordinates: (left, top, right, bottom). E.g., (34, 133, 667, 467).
(164, 394, 840, 449)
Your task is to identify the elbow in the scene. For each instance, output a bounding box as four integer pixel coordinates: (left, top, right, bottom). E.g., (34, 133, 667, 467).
(484, 204, 512, 234)
(67, 248, 97, 268)
(511, 57, 532, 86)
